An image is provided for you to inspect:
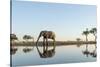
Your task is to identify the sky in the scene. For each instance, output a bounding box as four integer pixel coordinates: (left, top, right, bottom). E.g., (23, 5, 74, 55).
(12, 0, 97, 41)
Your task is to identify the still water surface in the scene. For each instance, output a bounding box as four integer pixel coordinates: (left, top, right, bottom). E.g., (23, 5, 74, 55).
(11, 44, 96, 66)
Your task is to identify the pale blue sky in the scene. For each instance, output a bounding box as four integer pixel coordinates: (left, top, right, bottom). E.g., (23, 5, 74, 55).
(12, 0, 97, 41)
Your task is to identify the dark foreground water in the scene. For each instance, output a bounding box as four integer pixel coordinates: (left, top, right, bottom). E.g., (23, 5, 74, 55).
(11, 44, 96, 67)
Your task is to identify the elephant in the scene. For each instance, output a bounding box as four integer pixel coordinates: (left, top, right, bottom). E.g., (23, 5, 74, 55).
(36, 30, 56, 51)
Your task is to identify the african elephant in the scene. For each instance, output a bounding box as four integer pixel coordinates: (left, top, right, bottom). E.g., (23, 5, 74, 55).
(36, 30, 56, 50)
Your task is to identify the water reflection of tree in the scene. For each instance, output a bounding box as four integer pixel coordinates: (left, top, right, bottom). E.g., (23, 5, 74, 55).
(23, 47, 34, 53)
(82, 44, 89, 57)
(82, 44, 97, 58)
(76, 43, 81, 47)
(10, 47, 18, 55)
(76, 38, 81, 47)
(90, 44, 97, 58)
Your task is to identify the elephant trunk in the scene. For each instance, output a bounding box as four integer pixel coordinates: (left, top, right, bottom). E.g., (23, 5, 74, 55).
(35, 35, 42, 56)
(36, 36, 40, 46)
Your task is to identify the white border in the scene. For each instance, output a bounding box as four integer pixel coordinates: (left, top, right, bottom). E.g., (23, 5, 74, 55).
(0, 0, 100, 67)
(0, 0, 10, 67)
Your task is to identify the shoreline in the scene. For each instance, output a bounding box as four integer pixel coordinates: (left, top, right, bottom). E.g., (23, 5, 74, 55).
(11, 41, 96, 46)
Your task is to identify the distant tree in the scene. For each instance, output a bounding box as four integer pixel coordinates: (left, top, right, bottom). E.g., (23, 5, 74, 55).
(10, 34, 18, 45)
(76, 38, 81, 42)
(10, 34, 18, 41)
(76, 38, 81, 47)
(82, 28, 89, 42)
(90, 28, 97, 41)
(23, 35, 33, 42)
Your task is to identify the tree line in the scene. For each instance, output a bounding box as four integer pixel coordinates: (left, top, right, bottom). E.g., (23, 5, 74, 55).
(10, 34, 34, 43)
(11, 27, 97, 43)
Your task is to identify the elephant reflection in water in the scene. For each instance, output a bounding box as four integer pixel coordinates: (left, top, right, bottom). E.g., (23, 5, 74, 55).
(10, 47, 18, 55)
(36, 31, 56, 58)
(37, 46, 55, 58)
(82, 44, 97, 58)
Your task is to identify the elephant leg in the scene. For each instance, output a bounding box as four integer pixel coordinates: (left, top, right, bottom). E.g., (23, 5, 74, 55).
(53, 38, 56, 50)
(46, 38, 48, 51)
(43, 38, 45, 52)
(95, 44, 97, 48)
